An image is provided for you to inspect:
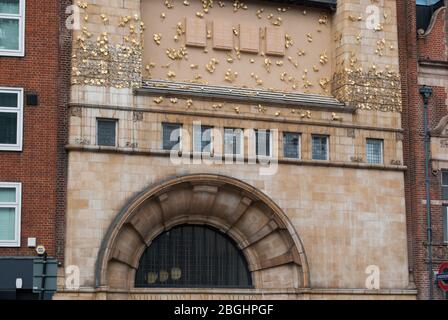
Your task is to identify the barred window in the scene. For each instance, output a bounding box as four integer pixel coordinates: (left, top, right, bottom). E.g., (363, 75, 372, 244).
(135, 225, 252, 288)
(366, 139, 383, 164)
(162, 123, 182, 151)
(193, 124, 213, 153)
(312, 135, 328, 160)
(255, 129, 271, 157)
(224, 128, 243, 156)
(97, 119, 117, 147)
(283, 132, 300, 159)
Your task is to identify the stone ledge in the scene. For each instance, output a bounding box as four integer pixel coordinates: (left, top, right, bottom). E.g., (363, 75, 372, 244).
(65, 144, 407, 172)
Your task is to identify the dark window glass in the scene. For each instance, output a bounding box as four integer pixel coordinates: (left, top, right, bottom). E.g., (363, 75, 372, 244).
(97, 119, 116, 147)
(443, 206, 448, 243)
(0, 112, 17, 144)
(442, 171, 448, 200)
(283, 132, 300, 159)
(162, 123, 181, 151)
(312, 135, 328, 160)
(194, 125, 213, 153)
(256, 130, 271, 156)
(135, 225, 252, 288)
(0, 92, 17, 108)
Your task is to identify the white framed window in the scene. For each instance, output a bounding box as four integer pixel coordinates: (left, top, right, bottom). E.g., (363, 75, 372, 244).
(311, 134, 329, 160)
(283, 132, 301, 159)
(224, 127, 244, 157)
(0, 0, 25, 57)
(0, 87, 23, 151)
(0, 182, 21, 247)
(366, 138, 384, 164)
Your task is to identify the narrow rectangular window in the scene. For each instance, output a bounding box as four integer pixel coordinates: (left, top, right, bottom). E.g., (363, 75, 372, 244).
(97, 119, 117, 147)
(312, 135, 328, 160)
(255, 129, 271, 157)
(0, 182, 21, 247)
(444, 206, 448, 244)
(0, 87, 23, 151)
(0, 0, 25, 56)
(162, 123, 182, 151)
(366, 139, 384, 164)
(224, 128, 243, 156)
(442, 170, 448, 200)
(193, 124, 213, 153)
(283, 132, 300, 159)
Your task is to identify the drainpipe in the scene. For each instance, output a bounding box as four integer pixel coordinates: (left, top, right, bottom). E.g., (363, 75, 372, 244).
(420, 85, 433, 300)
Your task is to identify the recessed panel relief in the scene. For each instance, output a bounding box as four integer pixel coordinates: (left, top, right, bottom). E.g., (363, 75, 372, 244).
(265, 26, 285, 56)
(185, 18, 207, 47)
(239, 24, 260, 53)
(212, 20, 234, 50)
(141, 0, 333, 94)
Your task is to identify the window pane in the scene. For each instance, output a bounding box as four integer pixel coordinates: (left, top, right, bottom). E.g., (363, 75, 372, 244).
(312, 135, 328, 160)
(0, 92, 18, 108)
(0, 207, 15, 241)
(0, 18, 19, 51)
(0, 112, 17, 144)
(283, 133, 299, 158)
(0, 0, 20, 14)
(442, 171, 448, 186)
(256, 130, 270, 156)
(0, 188, 16, 202)
(443, 186, 448, 201)
(201, 126, 213, 153)
(97, 119, 116, 147)
(444, 207, 448, 243)
(162, 123, 181, 151)
(366, 139, 383, 164)
(194, 125, 212, 153)
(224, 128, 242, 155)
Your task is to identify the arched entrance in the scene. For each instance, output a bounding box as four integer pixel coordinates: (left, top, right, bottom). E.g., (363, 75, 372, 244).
(135, 224, 253, 288)
(95, 174, 310, 291)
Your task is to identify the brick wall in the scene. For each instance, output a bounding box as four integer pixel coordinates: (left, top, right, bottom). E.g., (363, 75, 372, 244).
(0, 0, 70, 259)
(398, 0, 448, 300)
(418, 7, 447, 62)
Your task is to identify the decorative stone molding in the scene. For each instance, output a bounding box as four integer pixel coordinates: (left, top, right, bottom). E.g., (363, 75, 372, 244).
(332, 69, 402, 112)
(95, 174, 310, 291)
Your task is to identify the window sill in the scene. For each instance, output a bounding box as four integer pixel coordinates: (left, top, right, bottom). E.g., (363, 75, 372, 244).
(0, 145, 23, 152)
(0, 51, 25, 58)
(0, 242, 20, 248)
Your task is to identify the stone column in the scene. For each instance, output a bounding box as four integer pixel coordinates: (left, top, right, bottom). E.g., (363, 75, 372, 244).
(331, 0, 402, 112)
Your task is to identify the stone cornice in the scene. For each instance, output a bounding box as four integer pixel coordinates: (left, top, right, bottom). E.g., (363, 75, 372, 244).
(137, 79, 353, 113)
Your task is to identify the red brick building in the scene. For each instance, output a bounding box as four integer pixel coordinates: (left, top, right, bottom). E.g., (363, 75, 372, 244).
(0, 0, 71, 299)
(398, 0, 448, 300)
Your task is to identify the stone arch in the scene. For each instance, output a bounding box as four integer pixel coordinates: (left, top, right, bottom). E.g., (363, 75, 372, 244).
(95, 174, 310, 291)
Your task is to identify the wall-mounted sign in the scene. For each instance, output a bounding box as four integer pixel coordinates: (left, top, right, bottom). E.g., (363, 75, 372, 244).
(437, 262, 448, 292)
